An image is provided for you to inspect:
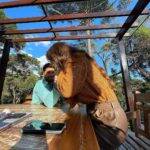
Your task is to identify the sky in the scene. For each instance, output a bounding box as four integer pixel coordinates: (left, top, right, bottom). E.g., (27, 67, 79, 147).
(0, 0, 150, 74)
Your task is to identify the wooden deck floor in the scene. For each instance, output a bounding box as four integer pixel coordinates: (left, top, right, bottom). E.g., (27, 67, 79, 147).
(119, 130, 150, 150)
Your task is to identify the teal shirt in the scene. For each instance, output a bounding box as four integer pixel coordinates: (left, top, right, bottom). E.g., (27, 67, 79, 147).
(32, 79, 60, 108)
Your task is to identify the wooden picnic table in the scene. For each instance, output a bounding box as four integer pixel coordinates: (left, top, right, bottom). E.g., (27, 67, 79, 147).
(0, 104, 99, 150)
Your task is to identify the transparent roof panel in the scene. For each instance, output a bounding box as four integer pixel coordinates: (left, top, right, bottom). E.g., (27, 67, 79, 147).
(44, 0, 137, 15)
(24, 33, 53, 39)
(57, 29, 121, 37)
(4, 22, 50, 30)
(0, 0, 149, 40)
(128, 14, 150, 36)
(0, 0, 15, 2)
(3, 6, 43, 18)
(126, 1, 150, 36)
(51, 20, 81, 27)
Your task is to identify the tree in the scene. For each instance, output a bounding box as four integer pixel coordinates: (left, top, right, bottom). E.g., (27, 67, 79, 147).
(43, 0, 131, 56)
(0, 9, 30, 104)
(0, 9, 25, 49)
(96, 25, 150, 79)
(95, 25, 150, 110)
(95, 42, 113, 74)
(110, 74, 150, 110)
(1, 52, 40, 104)
(127, 26, 150, 81)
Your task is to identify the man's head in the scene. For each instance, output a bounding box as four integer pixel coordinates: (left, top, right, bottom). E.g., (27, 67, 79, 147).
(42, 63, 55, 83)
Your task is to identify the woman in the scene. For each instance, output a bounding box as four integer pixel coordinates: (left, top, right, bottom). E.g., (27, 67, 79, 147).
(46, 42, 128, 149)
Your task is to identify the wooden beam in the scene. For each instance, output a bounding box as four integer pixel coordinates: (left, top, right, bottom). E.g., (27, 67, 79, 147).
(0, 24, 138, 35)
(0, 0, 87, 9)
(118, 39, 134, 111)
(116, 0, 150, 40)
(11, 33, 130, 42)
(0, 10, 149, 25)
(0, 40, 12, 102)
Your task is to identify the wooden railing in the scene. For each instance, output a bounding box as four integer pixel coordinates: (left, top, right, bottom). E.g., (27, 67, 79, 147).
(126, 92, 150, 139)
(134, 92, 150, 139)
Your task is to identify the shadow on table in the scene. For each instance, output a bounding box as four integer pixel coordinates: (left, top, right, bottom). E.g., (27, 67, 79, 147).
(10, 133, 48, 150)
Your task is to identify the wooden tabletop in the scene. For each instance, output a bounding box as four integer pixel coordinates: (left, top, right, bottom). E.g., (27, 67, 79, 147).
(0, 104, 99, 150)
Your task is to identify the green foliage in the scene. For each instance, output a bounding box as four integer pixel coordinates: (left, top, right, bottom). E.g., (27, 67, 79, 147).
(130, 79, 150, 93)
(134, 26, 150, 38)
(44, 0, 132, 52)
(1, 53, 40, 104)
(0, 10, 39, 104)
(117, 0, 131, 10)
(0, 9, 25, 48)
(0, 9, 6, 18)
(99, 26, 150, 109)
(16, 53, 39, 66)
(97, 26, 150, 81)
(111, 75, 150, 111)
(111, 75, 126, 109)
(2, 75, 39, 104)
(127, 26, 150, 81)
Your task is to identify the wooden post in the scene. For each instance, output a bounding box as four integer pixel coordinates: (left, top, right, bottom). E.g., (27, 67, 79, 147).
(0, 39, 11, 102)
(118, 39, 134, 111)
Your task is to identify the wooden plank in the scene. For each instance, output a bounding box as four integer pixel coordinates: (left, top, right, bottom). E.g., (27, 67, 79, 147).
(0, 24, 138, 35)
(143, 110, 150, 139)
(128, 130, 150, 150)
(126, 135, 142, 150)
(116, 0, 150, 40)
(118, 39, 134, 111)
(0, 10, 149, 25)
(11, 33, 130, 43)
(0, 0, 87, 9)
(123, 140, 135, 150)
(134, 92, 150, 138)
(118, 144, 126, 150)
(135, 92, 150, 103)
(126, 111, 136, 119)
(138, 136, 150, 146)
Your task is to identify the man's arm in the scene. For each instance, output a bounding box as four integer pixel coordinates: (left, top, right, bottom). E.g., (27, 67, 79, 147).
(32, 83, 42, 105)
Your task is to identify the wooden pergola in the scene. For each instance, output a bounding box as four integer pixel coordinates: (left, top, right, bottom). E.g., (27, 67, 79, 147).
(0, 0, 150, 114)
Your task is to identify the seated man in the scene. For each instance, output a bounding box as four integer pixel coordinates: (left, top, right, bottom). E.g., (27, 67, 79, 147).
(32, 63, 60, 108)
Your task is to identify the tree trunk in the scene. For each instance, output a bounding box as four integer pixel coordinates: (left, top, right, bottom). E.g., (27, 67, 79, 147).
(12, 87, 16, 104)
(87, 30, 93, 57)
(86, 18, 93, 57)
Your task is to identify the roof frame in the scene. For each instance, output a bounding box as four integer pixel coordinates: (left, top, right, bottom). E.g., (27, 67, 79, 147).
(0, 10, 149, 25)
(0, 0, 88, 9)
(116, 0, 150, 40)
(12, 33, 131, 43)
(0, 24, 138, 35)
(0, 0, 149, 42)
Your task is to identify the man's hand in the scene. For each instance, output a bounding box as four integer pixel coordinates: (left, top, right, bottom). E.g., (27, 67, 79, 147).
(54, 75, 58, 83)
